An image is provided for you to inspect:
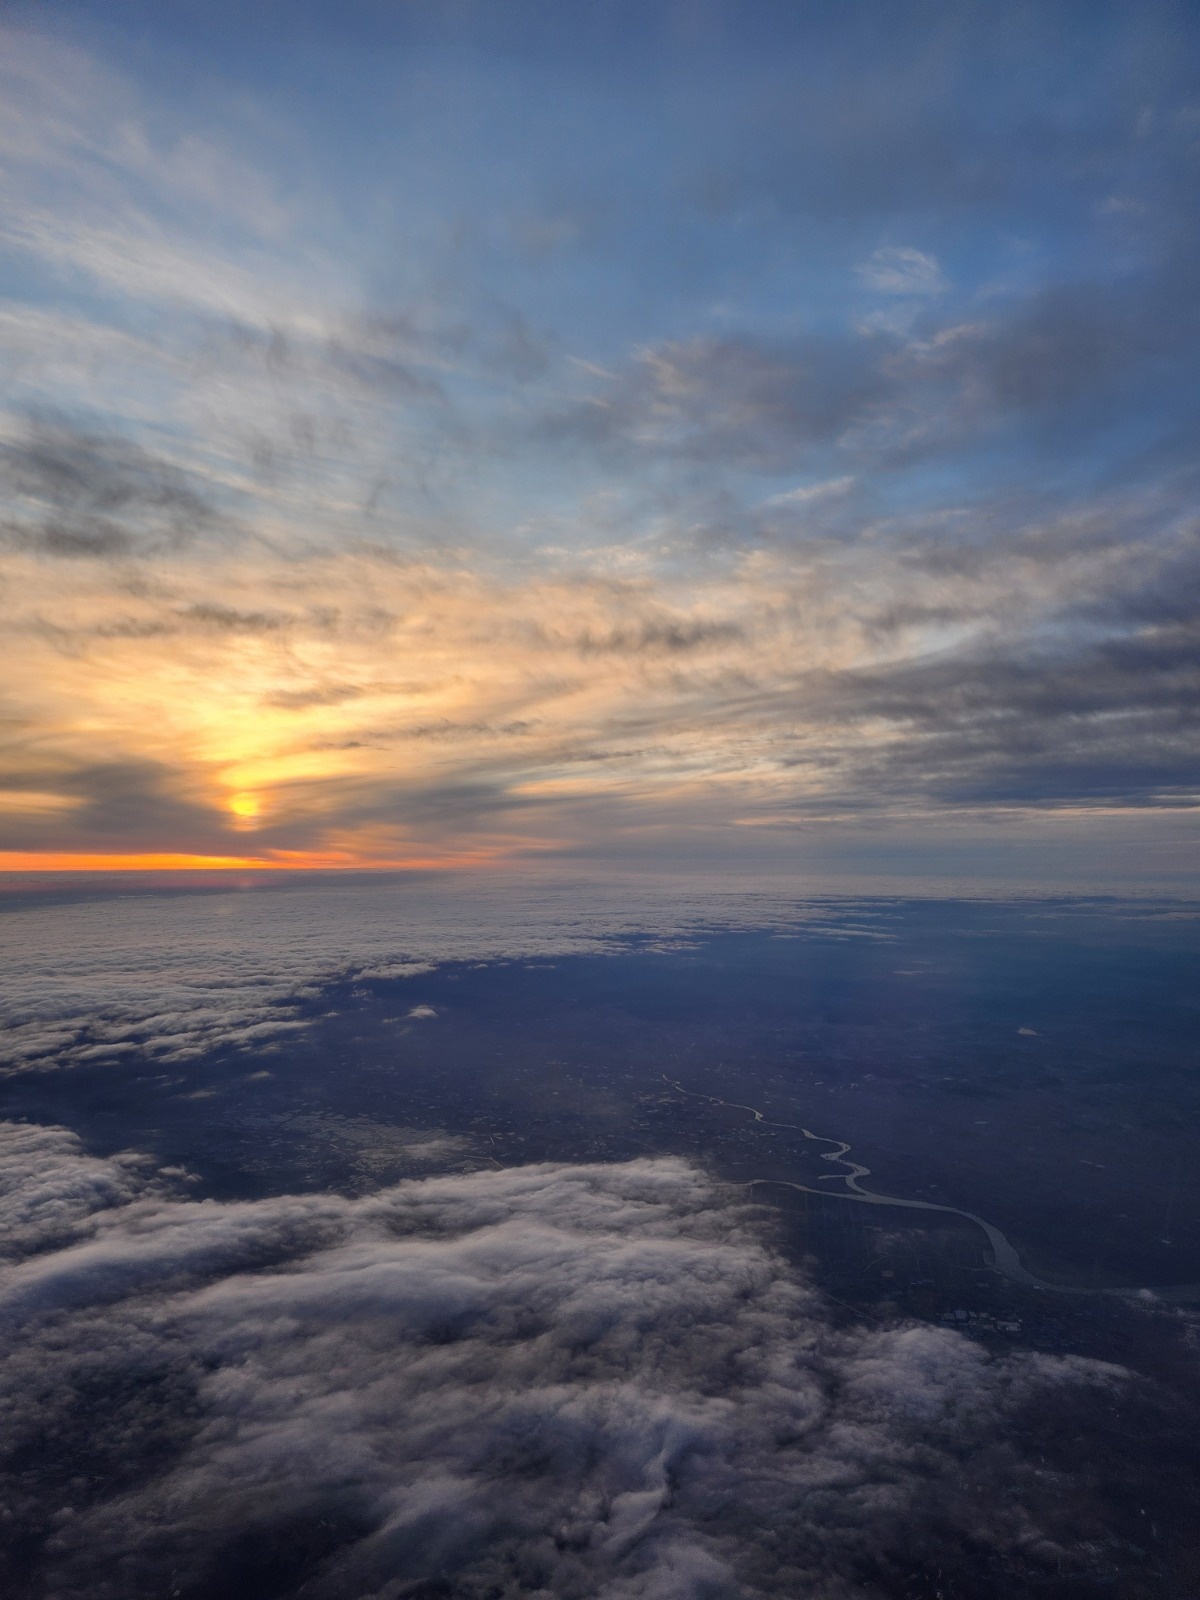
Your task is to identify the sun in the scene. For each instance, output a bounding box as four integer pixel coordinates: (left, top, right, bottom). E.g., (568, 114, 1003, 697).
(228, 792, 261, 823)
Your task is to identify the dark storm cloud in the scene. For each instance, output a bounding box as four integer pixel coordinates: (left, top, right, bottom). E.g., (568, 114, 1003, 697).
(0, 1127, 1133, 1600)
(0, 418, 217, 560)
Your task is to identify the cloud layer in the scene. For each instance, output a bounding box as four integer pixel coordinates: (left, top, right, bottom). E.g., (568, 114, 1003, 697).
(0, 1124, 1131, 1599)
(0, 875, 890, 1071)
(0, 7, 1197, 874)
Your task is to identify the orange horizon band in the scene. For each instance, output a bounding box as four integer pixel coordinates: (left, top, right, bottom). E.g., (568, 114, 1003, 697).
(0, 850, 501, 872)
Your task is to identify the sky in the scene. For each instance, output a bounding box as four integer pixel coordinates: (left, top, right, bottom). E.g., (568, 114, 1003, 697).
(0, 0, 1198, 881)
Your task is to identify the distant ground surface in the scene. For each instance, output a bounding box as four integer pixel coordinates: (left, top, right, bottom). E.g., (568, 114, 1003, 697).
(1, 879, 1198, 1598)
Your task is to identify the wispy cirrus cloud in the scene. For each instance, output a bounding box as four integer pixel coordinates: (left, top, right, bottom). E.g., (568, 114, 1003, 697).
(855, 245, 947, 296)
(0, 6, 1196, 879)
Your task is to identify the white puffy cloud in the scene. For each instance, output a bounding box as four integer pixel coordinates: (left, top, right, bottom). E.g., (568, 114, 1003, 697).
(0, 1125, 1128, 1599)
(0, 1122, 149, 1259)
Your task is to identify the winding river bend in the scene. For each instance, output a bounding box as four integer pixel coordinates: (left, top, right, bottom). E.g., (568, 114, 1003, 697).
(662, 1076, 1198, 1301)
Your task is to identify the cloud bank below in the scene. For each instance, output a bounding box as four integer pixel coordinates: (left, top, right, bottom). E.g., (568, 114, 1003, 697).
(0, 1125, 1133, 1599)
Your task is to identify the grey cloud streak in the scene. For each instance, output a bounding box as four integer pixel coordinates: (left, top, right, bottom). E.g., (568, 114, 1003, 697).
(797, 629, 1200, 811)
(545, 259, 1200, 493)
(0, 760, 242, 856)
(0, 417, 219, 560)
(0, 1126, 1137, 1599)
(548, 334, 893, 472)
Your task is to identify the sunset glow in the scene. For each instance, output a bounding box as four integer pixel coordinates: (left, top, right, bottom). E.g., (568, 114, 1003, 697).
(4, 10, 1200, 1596)
(227, 794, 260, 821)
(0, 4, 1196, 884)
